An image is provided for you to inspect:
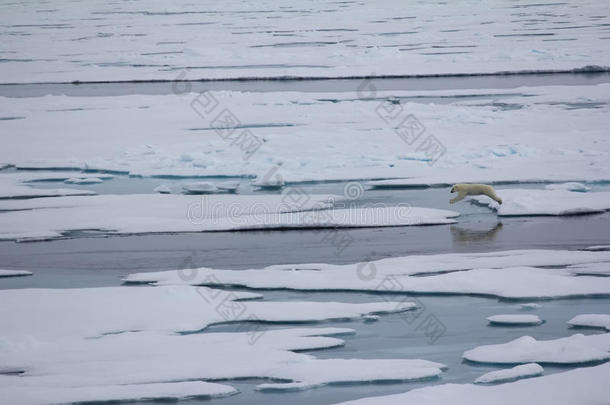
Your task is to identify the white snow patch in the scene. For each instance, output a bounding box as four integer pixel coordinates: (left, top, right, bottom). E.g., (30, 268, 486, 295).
(487, 315, 543, 326)
(463, 333, 610, 365)
(568, 314, 610, 331)
(474, 363, 543, 384)
(331, 363, 610, 405)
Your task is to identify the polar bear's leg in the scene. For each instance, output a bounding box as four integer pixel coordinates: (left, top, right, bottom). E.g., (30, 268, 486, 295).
(450, 192, 467, 204)
(484, 189, 503, 204)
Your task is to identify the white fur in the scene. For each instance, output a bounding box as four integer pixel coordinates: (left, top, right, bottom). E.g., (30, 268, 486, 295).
(450, 183, 503, 204)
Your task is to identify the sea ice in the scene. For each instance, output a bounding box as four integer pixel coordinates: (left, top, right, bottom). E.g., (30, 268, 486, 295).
(0, 194, 458, 240)
(518, 303, 541, 310)
(0, 283, 443, 404)
(566, 262, 610, 277)
(486, 315, 543, 326)
(568, 314, 610, 331)
(545, 182, 591, 192)
(474, 363, 543, 384)
(471, 189, 610, 216)
(64, 177, 104, 184)
(1, 0, 609, 83)
(0, 285, 416, 340)
(463, 333, 610, 365)
(182, 181, 220, 194)
(1, 84, 609, 186)
(0, 269, 32, 278)
(330, 363, 610, 405)
(153, 184, 172, 194)
(125, 249, 610, 300)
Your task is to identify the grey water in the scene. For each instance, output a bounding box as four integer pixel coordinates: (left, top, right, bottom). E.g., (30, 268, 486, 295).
(1, 71, 609, 98)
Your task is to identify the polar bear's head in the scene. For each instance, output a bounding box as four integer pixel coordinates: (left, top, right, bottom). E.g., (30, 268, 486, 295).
(450, 184, 462, 193)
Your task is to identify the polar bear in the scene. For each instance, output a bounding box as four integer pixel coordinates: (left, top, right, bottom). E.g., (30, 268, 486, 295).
(450, 183, 502, 204)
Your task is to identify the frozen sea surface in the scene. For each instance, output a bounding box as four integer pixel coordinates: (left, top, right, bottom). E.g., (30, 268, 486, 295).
(1, 0, 609, 83)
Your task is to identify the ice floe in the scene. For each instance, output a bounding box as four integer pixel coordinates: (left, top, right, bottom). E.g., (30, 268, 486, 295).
(0, 284, 444, 404)
(125, 250, 610, 300)
(486, 315, 543, 326)
(472, 189, 610, 216)
(1, 0, 609, 83)
(182, 181, 239, 194)
(0, 285, 417, 340)
(331, 363, 610, 405)
(153, 184, 172, 194)
(463, 333, 610, 365)
(474, 363, 543, 384)
(518, 303, 541, 310)
(0, 194, 458, 240)
(568, 314, 610, 331)
(0, 269, 32, 278)
(583, 245, 610, 252)
(1, 84, 609, 185)
(64, 177, 104, 184)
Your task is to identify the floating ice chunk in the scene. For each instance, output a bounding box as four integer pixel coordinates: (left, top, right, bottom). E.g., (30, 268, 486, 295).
(474, 363, 543, 384)
(568, 314, 610, 331)
(183, 181, 238, 194)
(463, 333, 610, 365)
(330, 363, 610, 405)
(256, 358, 446, 391)
(252, 175, 285, 189)
(518, 303, 541, 310)
(217, 181, 240, 192)
(582, 245, 610, 251)
(471, 189, 610, 216)
(182, 181, 218, 194)
(64, 177, 104, 184)
(545, 182, 591, 192)
(362, 315, 380, 323)
(153, 184, 172, 194)
(0, 269, 32, 277)
(487, 315, 543, 326)
(566, 262, 610, 276)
